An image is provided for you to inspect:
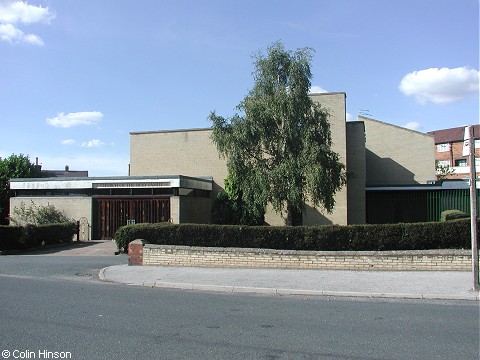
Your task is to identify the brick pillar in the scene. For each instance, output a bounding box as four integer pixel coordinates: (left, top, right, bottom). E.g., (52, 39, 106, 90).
(128, 239, 146, 266)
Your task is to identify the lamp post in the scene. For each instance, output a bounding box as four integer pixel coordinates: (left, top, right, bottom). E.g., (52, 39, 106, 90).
(466, 125, 479, 291)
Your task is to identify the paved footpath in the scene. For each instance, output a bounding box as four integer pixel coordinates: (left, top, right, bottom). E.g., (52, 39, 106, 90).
(101, 264, 480, 301)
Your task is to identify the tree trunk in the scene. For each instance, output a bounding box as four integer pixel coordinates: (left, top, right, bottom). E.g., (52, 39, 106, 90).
(286, 202, 303, 226)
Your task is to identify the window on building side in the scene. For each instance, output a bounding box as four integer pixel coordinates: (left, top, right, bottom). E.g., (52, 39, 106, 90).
(437, 160, 451, 167)
(455, 159, 467, 167)
(436, 143, 450, 152)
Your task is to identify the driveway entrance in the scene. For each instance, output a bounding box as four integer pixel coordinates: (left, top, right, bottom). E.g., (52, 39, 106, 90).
(20, 240, 118, 256)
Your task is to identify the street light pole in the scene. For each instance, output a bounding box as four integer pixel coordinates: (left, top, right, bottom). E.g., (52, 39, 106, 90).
(467, 125, 479, 291)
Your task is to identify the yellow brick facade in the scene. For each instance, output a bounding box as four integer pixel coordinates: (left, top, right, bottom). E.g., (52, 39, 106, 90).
(10, 196, 92, 224)
(361, 116, 435, 185)
(130, 93, 352, 225)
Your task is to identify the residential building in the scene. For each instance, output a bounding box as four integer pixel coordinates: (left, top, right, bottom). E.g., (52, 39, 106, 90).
(427, 125, 480, 179)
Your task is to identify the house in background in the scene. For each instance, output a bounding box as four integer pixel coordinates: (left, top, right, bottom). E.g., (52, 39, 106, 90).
(43, 166, 89, 178)
(34, 157, 89, 178)
(427, 125, 480, 180)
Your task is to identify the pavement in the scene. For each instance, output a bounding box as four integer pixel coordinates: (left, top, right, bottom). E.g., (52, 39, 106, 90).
(12, 240, 479, 301)
(100, 264, 479, 301)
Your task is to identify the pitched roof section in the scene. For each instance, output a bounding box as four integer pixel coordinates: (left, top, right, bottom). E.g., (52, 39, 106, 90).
(358, 116, 433, 138)
(427, 125, 480, 144)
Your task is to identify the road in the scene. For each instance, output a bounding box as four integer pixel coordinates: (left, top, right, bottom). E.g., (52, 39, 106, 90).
(0, 246, 478, 359)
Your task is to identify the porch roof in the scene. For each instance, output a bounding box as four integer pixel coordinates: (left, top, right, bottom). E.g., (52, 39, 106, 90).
(9, 175, 213, 191)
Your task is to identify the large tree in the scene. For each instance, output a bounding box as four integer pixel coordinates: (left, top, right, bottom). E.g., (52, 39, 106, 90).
(0, 154, 43, 224)
(209, 42, 346, 225)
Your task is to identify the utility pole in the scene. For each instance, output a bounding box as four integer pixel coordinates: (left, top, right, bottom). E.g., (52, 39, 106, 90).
(466, 125, 479, 291)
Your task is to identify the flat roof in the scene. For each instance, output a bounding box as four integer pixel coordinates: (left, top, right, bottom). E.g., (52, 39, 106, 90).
(367, 180, 479, 191)
(10, 175, 213, 191)
(130, 127, 212, 136)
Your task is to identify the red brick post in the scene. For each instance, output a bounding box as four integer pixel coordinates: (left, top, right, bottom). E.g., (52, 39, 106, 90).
(128, 239, 146, 266)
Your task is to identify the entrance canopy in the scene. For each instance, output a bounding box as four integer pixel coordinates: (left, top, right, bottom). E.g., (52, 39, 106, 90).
(10, 175, 213, 196)
(10, 175, 213, 239)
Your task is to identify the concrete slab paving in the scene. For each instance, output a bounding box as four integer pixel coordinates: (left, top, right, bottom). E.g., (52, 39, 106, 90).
(99, 264, 480, 301)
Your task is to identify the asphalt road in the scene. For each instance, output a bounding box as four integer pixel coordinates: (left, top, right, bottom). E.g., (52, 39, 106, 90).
(0, 253, 478, 360)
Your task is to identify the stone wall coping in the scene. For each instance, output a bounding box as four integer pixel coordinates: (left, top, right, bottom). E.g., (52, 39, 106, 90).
(142, 243, 470, 256)
(131, 239, 149, 245)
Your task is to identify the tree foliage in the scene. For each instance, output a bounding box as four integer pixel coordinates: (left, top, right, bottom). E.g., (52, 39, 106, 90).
(435, 161, 455, 180)
(0, 154, 43, 224)
(10, 201, 72, 226)
(209, 42, 346, 225)
(211, 172, 264, 225)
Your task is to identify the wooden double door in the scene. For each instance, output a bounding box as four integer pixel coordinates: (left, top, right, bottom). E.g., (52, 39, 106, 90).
(94, 197, 170, 239)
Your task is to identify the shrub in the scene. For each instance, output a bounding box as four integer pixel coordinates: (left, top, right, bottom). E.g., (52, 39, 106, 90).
(114, 219, 474, 253)
(11, 201, 72, 226)
(0, 225, 23, 250)
(36, 222, 77, 245)
(440, 210, 470, 222)
(0, 222, 76, 251)
(114, 222, 175, 251)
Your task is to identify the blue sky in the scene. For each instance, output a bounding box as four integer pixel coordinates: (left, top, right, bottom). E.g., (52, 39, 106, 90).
(0, 0, 478, 176)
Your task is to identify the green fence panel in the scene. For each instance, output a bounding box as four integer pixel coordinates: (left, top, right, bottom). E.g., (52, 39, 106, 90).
(367, 188, 479, 224)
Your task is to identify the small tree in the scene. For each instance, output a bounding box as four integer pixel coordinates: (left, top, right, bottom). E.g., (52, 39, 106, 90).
(209, 42, 346, 225)
(212, 172, 264, 225)
(0, 154, 43, 224)
(435, 161, 455, 180)
(11, 201, 71, 226)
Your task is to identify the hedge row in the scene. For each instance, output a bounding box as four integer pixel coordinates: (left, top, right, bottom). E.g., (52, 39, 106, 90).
(440, 210, 470, 221)
(0, 223, 77, 251)
(114, 219, 474, 253)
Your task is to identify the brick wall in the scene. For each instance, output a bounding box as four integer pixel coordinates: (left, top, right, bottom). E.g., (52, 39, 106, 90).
(361, 116, 436, 185)
(346, 121, 366, 224)
(10, 196, 91, 223)
(132, 243, 471, 271)
(129, 93, 352, 226)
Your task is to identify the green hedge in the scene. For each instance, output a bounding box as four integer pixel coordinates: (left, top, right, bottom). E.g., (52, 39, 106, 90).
(0, 226, 23, 250)
(0, 222, 76, 251)
(114, 219, 474, 253)
(440, 210, 470, 221)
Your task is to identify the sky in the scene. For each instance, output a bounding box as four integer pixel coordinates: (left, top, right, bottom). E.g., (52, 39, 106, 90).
(0, 0, 478, 176)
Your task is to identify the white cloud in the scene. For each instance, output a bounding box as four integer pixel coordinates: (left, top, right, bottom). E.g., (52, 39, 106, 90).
(309, 85, 328, 94)
(0, 22, 43, 45)
(0, 0, 54, 45)
(403, 122, 423, 132)
(81, 139, 105, 148)
(399, 67, 479, 104)
(0, 0, 54, 24)
(46, 111, 104, 128)
(61, 139, 76, 145)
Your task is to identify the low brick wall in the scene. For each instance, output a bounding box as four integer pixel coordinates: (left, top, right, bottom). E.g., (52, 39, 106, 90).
(127, 240, 472, 271)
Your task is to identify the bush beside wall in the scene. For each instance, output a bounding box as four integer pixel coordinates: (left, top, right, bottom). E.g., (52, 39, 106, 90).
(0, 226, 23, 250)
(115, 219, 474, 253)
(440, 210, 470, 221)
(0, 222, 76, 251)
